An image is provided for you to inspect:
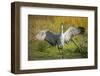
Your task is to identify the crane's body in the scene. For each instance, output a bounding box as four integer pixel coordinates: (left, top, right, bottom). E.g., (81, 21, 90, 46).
(35, 25, 84, 50)
(35, 25, 84, 58)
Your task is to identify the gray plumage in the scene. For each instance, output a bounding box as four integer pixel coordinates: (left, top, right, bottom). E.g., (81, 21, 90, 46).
(44, 31, 61, 46)
(35, 26, 84, 48)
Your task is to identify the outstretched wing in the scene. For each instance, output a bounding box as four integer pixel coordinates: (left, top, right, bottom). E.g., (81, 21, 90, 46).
(45, 31, 57, 46)
(63, 27, 80, 43)
(35, 30, 60, 46)
(35, 30, 48, 40)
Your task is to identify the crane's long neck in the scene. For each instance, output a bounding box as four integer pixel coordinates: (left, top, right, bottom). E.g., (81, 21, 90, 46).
(61, 25, 64, 35)
(60, 25, 64, 46)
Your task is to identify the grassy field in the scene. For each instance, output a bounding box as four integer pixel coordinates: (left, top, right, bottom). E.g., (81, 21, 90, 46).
(28, 15, 88, 60)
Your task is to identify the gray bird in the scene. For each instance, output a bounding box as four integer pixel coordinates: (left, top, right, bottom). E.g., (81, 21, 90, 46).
(35, 25, 84, 49)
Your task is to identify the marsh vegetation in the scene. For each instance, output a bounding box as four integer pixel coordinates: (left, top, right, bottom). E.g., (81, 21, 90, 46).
(28, 15, 88, 60)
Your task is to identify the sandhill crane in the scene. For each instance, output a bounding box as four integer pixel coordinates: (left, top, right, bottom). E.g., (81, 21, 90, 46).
(35, 24, 84, 58)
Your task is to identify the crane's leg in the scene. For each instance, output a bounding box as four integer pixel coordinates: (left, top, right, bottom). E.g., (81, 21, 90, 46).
(61, 47, 64, 59)
(58, 48, 61, 58)
(58, 47, 64, 59)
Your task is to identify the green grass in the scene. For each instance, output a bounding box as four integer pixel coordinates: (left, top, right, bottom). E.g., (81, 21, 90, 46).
(28, 34, 88, 60)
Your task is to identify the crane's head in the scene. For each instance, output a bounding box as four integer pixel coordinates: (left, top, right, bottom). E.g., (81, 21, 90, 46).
(61, 23, 64, 30)
(61, 23, 64, 34)
(61, 25, 64, 30)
